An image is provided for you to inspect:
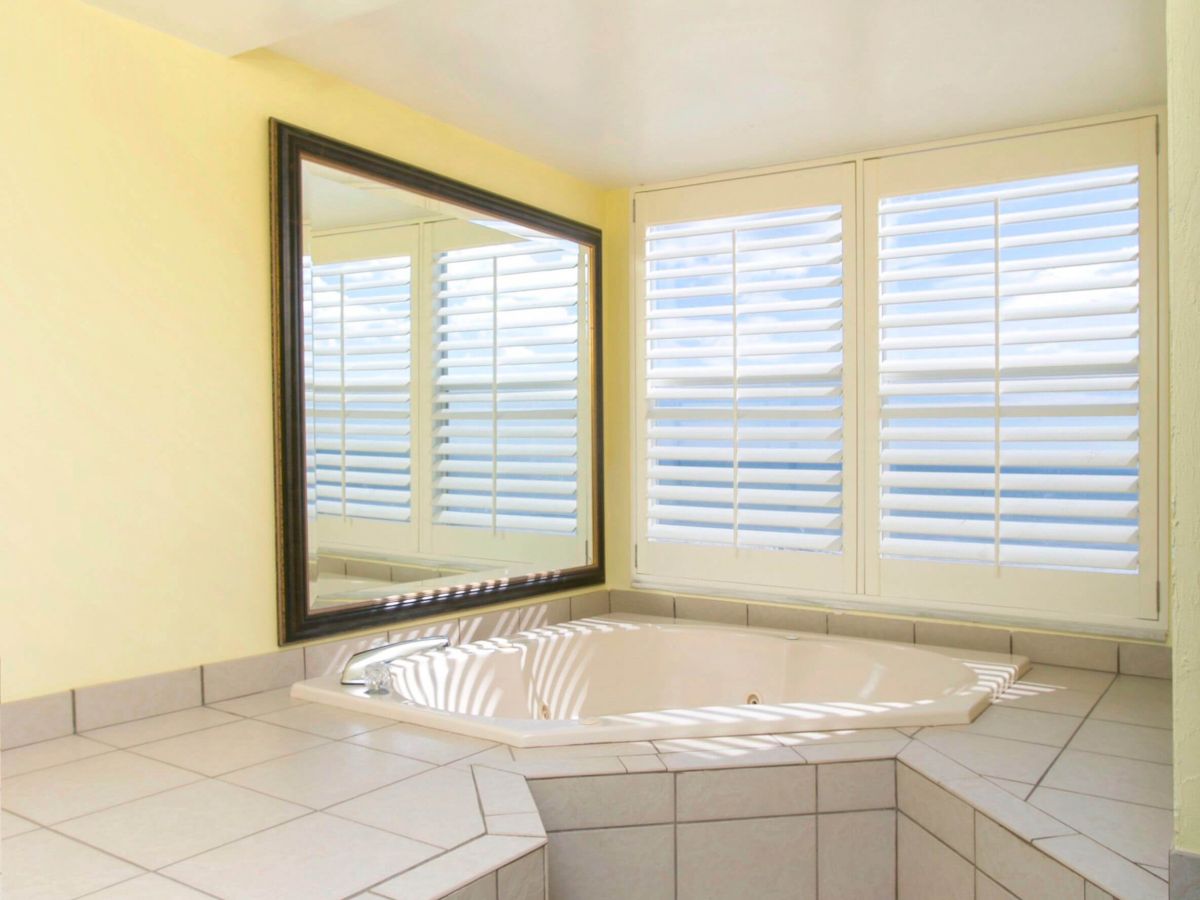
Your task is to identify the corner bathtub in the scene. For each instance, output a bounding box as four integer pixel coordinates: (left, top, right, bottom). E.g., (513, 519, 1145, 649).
(292, 613, 1028, 747)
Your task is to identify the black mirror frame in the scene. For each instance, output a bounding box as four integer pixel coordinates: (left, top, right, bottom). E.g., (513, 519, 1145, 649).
(270, 119, 604, 644)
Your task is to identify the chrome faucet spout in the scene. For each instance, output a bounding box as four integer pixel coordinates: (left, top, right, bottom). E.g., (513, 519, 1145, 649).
(340, 636, 451, 686)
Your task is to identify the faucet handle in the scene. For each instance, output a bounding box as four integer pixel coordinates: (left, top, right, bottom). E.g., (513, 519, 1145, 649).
(340, 635, 451, 686)
(363, 662, 391, 695)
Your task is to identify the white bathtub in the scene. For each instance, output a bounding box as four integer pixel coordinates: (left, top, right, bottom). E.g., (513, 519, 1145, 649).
(292, 613, 1028, 747)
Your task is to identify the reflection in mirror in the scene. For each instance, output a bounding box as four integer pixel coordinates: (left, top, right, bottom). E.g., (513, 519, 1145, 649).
(300, 159, 594, 613)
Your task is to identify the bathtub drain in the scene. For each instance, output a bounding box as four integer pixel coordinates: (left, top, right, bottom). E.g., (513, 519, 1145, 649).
(747, 693, 761, 705)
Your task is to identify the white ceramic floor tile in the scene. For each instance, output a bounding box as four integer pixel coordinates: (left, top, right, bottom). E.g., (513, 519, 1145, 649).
(1029, 787, 1173, 867)
(621, 754, 666, 772)
(1069, 718, 1172, 764)
(348, 721, 496, 764)
(819, 810, 896, 899)
(1, 734, 113, 779)
(486, 812, 544, 837)
(503, 755, 627, 778)
(916, 730, 1060, 783)
(55, 778, 308, 869)
(446, 745, 515, 771)
(1041, 749, 1172, 808)
(255, 703, 394, 739)
(510, 741, 656, 761)
(946, 777, 1074, 841)
(532, 773, 674, 830)
(473, 768, 536, 822)
(498, 847, 546, 900)
(991, 666, 1114, 717)
(678, 815, 816, 900)
(794, 738, 910, 763)
(0, 829, 142, 900)
(207, 688, 309, 718)
(83, 873, 213, 898)
(898, 742, 977, 786)
(985, 777, 1034, 800)
(221, 740, 431, 808)
(546, 824, 674, 900)
(1020, 665, 1117, 694)
(896, 764, 975, 860)
(992, 686, 1101, 718)
(652, 734, 781, 754)
(976, 814, 1085, 899)
(1, 809, 39, 838)
(659, 745, 801, 771)
(1035, 834, 1169, 900)
(776, 727, 909, 747)
(131, 718, 328, 776)
(976, 871, 1021, 900)
(817, 760, 895, 812)
(929, 706, 1082, 747)
(897, 813, 974, 900)
(329, 766, 485, 848)
(373, 835, 543, 900)
(162, 813, 439, 900)
(1, 750, 201, 824)
(82, 707, 239, 748)
(1090, 676, 1172, 729)
(676, 765, 814, 822)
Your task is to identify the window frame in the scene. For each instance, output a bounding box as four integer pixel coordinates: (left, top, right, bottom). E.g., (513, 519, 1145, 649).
(632, 163, 859, 595)
(630, 111, 1166, 636)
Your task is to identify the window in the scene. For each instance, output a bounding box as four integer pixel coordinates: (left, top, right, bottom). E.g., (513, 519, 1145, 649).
(304, 218, 590, 570)
(634, 165, 858, 593)
(864, 118, 1159, 622)
(432, 224, 584, 539)
(307, 254, 414, 524)
(633, 117, 1160, 628)
(304, 224, 421, 555)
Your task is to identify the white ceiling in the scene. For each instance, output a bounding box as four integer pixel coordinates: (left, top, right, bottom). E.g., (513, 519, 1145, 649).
(87, 0, 1166, 187)
(84, 0, 397, 56)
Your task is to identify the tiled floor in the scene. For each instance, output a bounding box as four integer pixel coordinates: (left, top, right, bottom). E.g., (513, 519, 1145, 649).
(0, 689, 542, 899)
(0, 666, 1172, 899)
(913, 665, 1174, 879)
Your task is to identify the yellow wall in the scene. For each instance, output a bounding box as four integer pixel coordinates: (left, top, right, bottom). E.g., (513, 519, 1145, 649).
(0, 0, 606, 702)
(1168, 0, 1200, 855)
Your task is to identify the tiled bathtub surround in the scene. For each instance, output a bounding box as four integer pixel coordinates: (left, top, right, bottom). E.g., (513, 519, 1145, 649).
(2, 588, 1170, 749)
(0, 590, 1176, 898)
(1, 659, 1175, 898)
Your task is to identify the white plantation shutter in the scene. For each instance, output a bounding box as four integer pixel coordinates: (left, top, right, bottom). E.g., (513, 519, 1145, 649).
(635, 165, 857, 592)
(432, 226, 583, 538)
(865, 118, 1159, 620)
(305, 252, 413, 525)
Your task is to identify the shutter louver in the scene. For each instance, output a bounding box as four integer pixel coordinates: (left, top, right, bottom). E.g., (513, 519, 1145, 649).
(433, 230, 581, 535)
(644, 206, 845, 554)
(877, 165, 1142, 574)
(305, 255, 413, 523)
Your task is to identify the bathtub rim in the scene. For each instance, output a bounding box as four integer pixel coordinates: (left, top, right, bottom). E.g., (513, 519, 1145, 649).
(290, 612, 1029, 747)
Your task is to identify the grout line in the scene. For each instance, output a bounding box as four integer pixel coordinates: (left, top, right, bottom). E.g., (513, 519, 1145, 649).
(894, 756, 900, 899)
(898, 810, 975, 869)
(1027, 676, 1119, 796)
(1027, 780, 1173, 812)
(672, 768, 678, 900)
(1031, 828, 1171, 877)
(18, 827, 153, 878)
(122, 733, 336, 779)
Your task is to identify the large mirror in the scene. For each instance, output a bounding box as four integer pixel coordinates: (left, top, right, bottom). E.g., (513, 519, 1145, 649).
(272, 122, 603, 642)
